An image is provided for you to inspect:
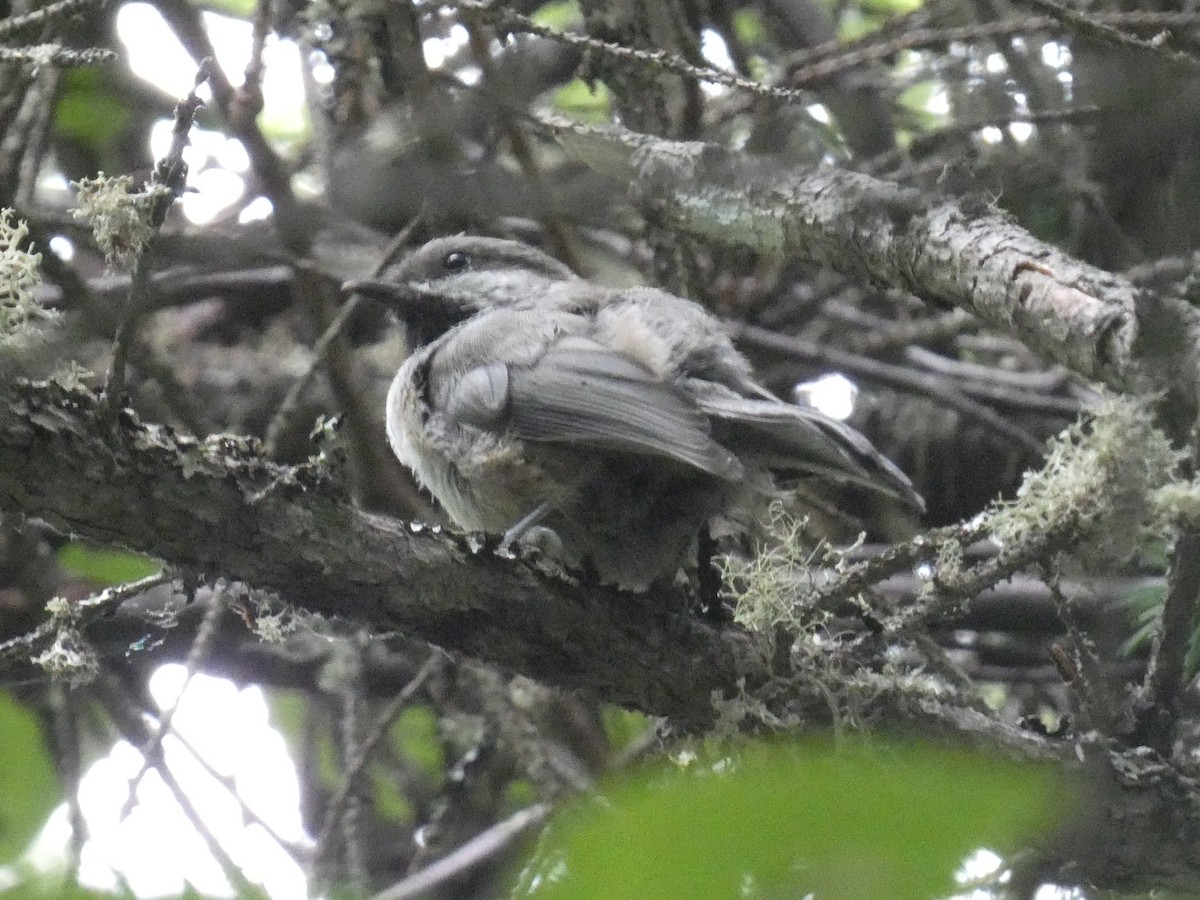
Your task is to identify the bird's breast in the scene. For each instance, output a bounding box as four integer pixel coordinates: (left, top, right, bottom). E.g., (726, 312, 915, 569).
(385, 355, 557, 532)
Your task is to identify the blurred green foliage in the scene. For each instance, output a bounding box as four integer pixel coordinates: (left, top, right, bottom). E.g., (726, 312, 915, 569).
(56, 543, 160, 587)
(517, 739, 1069, 899)
(0, 693, 59, 865)
(552, 79, 612, 124)
(532, 1, 580, 30)
(54, 70, 133, 165)
(199, 0, 257, 17)
(599, 706, 649, 755)
(391, 706, 445, 781)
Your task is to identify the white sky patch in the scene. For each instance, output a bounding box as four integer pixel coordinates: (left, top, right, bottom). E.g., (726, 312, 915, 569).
(24, 665, 310, 900)
(118, 3, 205, 99)
(699, 27, 733, 97)
(1009, 121, 1033, 142)
(984, 51, 1007, 75)
(423, 36, 449, 70)
(793, 373, 858, 421)
(40, 172, 69, 192)
(117, 0, 308, 218)
(925, 88, 950, 117)
(310, 50, 335, 85)
(957, 848, 1003, 882)
(980, 125, 1004, 144)
(1041, 40, 1070, 68)
(181, 168, 246, 224)
(806, 103, 831, 125)
(239, 195, 274, 224)
(423, 22, 471, 70)
(49, 235, 75, 261)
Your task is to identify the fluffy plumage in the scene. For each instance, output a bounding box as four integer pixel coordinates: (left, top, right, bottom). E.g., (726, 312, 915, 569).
(350, 236, 922, 589)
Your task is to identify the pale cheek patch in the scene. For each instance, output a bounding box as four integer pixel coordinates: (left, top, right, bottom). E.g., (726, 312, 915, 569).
(599, 306, 672, 376)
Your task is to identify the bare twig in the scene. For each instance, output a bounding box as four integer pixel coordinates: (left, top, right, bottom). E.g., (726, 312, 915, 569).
(371, 803, 551, 900)
(119, 593, 229, 819)
(264, 217, 422, 457)
(102, 62, 211, 411)
(0, 571, 173, 669)
(1138, 528, 1200, 751)
(0, 0, 107, 39)
(1011, 0, 1200, 73)
(313, 652, 442, 863)
(0, 45, 116, 66)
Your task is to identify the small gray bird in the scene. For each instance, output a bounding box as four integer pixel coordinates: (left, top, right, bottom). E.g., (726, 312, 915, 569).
(349, 236, 922, 590)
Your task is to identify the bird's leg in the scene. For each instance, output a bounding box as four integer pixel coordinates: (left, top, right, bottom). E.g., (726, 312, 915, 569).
(696, 526, 730, 622)
(499, 501, 554, 553)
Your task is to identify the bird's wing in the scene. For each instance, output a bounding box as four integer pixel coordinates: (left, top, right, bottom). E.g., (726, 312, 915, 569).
(464, 335, 744, 480)
(693, 388, 924, 511)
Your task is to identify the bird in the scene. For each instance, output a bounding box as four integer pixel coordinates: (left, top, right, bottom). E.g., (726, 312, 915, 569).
(347, 235, 922, 590)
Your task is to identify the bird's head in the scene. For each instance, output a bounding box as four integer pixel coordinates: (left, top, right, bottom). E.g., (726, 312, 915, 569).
(344, 236, 577, 342)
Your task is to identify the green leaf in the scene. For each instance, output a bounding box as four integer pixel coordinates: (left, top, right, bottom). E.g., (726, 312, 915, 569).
(526, 739, 1069, 900)
(56, 543, 160, 587)
(0, 879, 118, 899)
(552, 79, 612, 124)
(861, 0, 926, 15)
(0, 692, 60, 864)
(391, 706, 445, 780)
(731, 9, 766, 47)
(54, 70, 133, 160)
(199, 0, 257, 17)
(532, 1, 581, 30)
(600, 706, 649, 755)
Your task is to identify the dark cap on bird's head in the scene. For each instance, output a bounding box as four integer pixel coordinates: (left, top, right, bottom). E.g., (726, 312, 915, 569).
(344, 236, 578, 338)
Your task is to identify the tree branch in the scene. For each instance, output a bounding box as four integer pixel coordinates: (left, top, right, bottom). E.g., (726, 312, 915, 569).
(535, 115, 1200, 419)
(0, 378, 768, 727)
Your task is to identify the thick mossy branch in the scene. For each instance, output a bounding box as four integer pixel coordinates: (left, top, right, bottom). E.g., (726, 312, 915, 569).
(0, 377, 768, 726)
(537, 115, 1200, 419)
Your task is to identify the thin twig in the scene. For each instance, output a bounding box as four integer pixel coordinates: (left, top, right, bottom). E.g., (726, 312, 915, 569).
(0, 45, 116, 65)
(1011, 0, 1200, 73)
(1139, 528, 1200, 751)
(1040, 570, 1119, 735)
(119, 593, 229, 819)
(97, 673, 259, 895)
(448, 0, 815, 103)
(102, 62, 211, 412)
(15, 67, 58, 208)
(460, 14, 584, 272)
(0, 0, 106, 39)
(313, 652, 443, 864)
(166, 722, 313, 859)
(784, 12, 1200, 86)
(0, 571, 173, 668)
(263, 217, 422, 456)
(152, 0, 307, 252)
(371, 803, 551, 900)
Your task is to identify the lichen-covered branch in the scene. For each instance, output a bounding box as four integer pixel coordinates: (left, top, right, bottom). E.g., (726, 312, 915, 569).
(0, 377, 767, 726)
(537, 115, 1200, 418)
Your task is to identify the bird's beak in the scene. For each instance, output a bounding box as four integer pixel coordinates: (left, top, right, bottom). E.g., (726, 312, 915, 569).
(342, 279, 422, 312)
(343, 278, 473, 338)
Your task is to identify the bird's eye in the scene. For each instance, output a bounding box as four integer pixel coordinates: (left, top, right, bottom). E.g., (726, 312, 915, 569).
(443, 251, 471, 273)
